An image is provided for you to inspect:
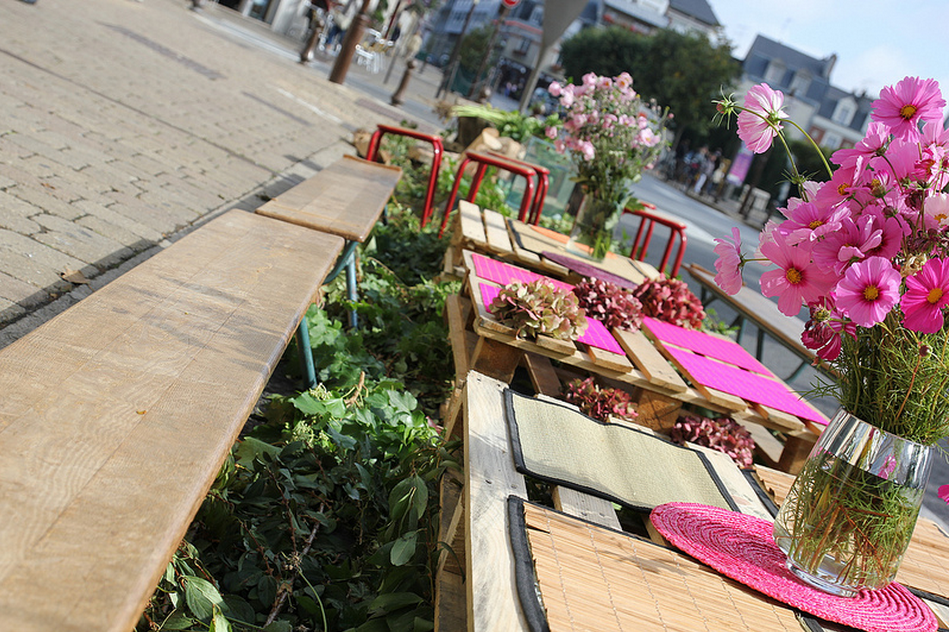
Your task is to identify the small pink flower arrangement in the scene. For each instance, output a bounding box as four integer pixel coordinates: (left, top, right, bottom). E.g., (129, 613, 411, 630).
(546, 72, 669, 206)
(714, 76, 949, 444)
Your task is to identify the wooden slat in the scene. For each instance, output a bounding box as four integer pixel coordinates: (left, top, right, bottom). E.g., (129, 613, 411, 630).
(505, 218, 541, 264)
(483, 208, 514, 255)
(551, 487, 621, 530)
(465, 372, 530, 632)
(445, 293, 472, 382)
(0, 211, 345, 632)
(458, 200, 488, 247)
(585, 344, 634, 372)
(750, 402, 807, 434)
(256, 155, 401, 242)
(435, 568, 468, 632)
(522, 352, 563, 397)
(613, 328, 687, 393)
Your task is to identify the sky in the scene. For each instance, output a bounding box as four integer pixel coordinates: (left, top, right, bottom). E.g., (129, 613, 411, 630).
(709, 0, 949, 103)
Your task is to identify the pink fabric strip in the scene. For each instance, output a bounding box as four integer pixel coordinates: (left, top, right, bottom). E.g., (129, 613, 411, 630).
(471, 252, 573, 293)
(665, 346, 827, 425)
(643, 317, 772, 376)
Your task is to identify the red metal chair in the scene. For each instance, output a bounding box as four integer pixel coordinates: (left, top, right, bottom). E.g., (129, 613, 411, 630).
(437, 151, 536, 238)
(487, 152, 550, 225)
(624, 207, 688, 278)
(365, 124, 444, 228)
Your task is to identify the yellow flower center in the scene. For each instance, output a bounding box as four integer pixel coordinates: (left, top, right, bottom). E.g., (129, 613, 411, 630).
(936, 212, 948, 224)
(900, 104, 918, 120)
(786, 268, 803, 284)
(928, 288, 944, 304)
(837, 183, 849, 195)
(864, 285, 880, 301)
(808, 220, 824, 229)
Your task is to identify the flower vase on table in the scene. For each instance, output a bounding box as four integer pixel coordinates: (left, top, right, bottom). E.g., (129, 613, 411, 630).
(773, 410, 933, 596)
(544, 71, 669, 259)
(712, 76, 949, 596)
(566, 191, 622, 261)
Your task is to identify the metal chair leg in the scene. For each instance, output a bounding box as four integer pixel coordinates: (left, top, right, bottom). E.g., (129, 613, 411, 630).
(296, 315, 317, 389)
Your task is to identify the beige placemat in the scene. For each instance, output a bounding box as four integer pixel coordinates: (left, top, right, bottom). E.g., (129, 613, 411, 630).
(505, 390, 736, 511)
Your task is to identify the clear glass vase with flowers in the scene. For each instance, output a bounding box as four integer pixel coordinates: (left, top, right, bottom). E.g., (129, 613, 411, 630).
(714, 76, 949, 596)
(545, 72, 669, 260)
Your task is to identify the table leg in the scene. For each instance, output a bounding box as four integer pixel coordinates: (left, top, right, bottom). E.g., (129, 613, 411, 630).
(346, 253, 358, 329)
(296, 316, 317, 389)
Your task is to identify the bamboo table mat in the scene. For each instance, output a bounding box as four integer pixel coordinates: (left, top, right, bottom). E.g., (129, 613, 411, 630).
(512, 498, 805, 632)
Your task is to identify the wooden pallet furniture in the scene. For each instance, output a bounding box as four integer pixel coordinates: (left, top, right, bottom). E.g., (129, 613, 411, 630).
(452, 248, 823, 473)
(436, 372, 949, 632)
(444, 200, 654, 286)
(0, 210, 344, 632)
(256, 154, 402, 333)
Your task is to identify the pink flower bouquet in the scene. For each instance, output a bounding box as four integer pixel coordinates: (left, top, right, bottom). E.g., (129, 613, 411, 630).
(714, 76, 949, 444)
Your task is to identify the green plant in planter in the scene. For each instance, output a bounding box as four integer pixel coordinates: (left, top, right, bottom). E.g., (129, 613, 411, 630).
(489, 279, 588, 340)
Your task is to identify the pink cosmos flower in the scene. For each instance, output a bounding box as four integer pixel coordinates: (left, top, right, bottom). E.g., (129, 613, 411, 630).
(870, 76, 946, 140)
(780, 202, 847, 245)
(812, 214, 883, 276)
(901, 257, 949, 333)
(737, 83, 788, 153)
(759, 233, 835, 316)
(835, 256, 901, 327)
(940, 485, 949, 504)
(831, 122, 889, 171)
(548, 82, 562, 97)
(545, 126, 558, 140)
(801, 296, 855, 361)
(924, 193, 949, 231)
(713, 227, 743, 295)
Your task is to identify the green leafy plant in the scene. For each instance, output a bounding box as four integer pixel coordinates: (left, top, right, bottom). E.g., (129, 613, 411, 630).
(630, 276, 705, 329)
(563, 377, 638, 423)
(489, 279, 588, 341)
(450, 104, 559, 143)
(572, 278, 644, 331)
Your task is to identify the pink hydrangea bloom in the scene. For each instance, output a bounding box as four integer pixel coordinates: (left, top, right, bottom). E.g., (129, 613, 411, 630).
(835, 256, 901, 327)
(737, 83, 788, 153)
(713, 227, 743, 295)
(901, 257, 949, 333)
(759, 233, 835, 316)
(870, 76, 946, 140)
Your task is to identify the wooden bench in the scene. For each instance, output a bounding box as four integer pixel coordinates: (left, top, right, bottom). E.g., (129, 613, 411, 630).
(256, 154, 402, 334)
(0, 209, 344, 632)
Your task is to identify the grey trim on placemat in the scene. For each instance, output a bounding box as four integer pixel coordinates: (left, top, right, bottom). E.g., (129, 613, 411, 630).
(507, 496, 551, 632)
(743, 468, 782, 518)
(503, 389, 739, 513)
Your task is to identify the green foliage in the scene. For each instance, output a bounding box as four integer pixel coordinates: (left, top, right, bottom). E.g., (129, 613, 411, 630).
(458, 25, 497, 74)
(559, 26, 741, 139)
(450, 104, 559, 143)
(141, 204, 462, 631)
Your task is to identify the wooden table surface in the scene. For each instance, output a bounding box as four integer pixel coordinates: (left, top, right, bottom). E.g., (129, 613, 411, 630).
(256, 154, 402, 243)
(446, 372, 949, 632)
(446, 200, 654, 285)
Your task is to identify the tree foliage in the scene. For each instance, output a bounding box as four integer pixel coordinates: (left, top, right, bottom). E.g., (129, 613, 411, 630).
(559, 26, 741, 141)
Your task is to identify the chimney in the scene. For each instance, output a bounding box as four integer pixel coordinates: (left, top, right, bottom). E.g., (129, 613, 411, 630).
(823, 53, 837, 79)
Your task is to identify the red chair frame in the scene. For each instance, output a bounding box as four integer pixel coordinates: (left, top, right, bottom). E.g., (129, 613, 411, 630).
(365, 124, 444, 228)
(624, 207, 688, 278)
(486, 152, 550, 225)
(438, 151, 536, 238)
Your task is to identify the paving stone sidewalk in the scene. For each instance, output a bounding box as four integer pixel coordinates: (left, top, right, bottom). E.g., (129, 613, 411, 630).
(0, 0, 445, 346)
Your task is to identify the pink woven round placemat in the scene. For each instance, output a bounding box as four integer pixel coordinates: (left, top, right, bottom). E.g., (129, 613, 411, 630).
(650, 503, 937, 632)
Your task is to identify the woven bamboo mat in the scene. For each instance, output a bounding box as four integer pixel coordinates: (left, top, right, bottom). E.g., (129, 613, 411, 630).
(516, 499, 804, 631)
(754, 467, 949, 603)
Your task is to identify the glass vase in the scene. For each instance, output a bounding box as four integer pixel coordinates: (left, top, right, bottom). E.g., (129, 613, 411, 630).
(773, 410, 933, 597)
(566, 192, 622, 262)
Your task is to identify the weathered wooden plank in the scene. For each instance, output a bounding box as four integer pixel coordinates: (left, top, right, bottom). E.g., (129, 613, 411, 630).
(465, 372, 530, 632)
(552, 487, 622, 530)
(522, 352, 563, 397)
(0, 211, 344, 632)
(585, 343, 634, 372)
(483, 208, 514, 255)
(613, 328, 688, 393)
(256, 155, 401, 242)
(458, 200, 488, 247)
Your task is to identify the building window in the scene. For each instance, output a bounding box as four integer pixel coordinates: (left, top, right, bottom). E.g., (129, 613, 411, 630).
(808, 127, 825, 144)
(789, 71, 810, 97)
(823, 131, 843, 150)
(514, 36, 530, 55)
(832, 99, 857, 126)
(764, 60, 785, 85)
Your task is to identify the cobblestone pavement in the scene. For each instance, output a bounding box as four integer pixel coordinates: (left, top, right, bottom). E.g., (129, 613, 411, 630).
(0, 0, 447, 346)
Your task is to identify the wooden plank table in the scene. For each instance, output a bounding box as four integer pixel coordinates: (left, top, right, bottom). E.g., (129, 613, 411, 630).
(256, 154, 402, 332)
(456, 249, 822, 470)
(0, 211, 345, 632)
(445, 201, 653, 286)
(444, 373, 949, 632)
